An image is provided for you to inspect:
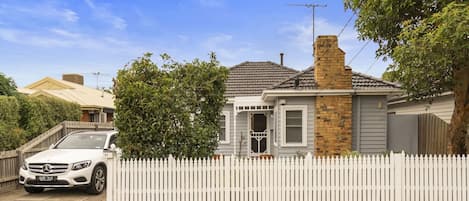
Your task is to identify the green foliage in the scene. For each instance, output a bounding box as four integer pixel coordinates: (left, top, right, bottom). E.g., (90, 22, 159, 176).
(0, 73, 17, 96)
(381, 68, 399, 82)
(391, 2, 469, 99)
(18, 95, 81, 140)
(344, 0, 454, 57)
(114, 53, 228, 158)
(341, 150, 361, 157)
(0, 96, 25, 151)
(345, 1, 469, 153)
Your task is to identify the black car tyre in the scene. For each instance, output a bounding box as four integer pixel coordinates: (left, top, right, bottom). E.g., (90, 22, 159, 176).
(24, 186, 44, 193)
(86, 165, 106, 195)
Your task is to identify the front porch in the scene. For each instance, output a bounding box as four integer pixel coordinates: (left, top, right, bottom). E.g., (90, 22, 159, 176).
(233, 96, 275, 157)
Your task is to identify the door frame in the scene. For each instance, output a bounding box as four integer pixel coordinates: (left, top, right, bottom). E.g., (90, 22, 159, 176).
(247, 111, 270, 157)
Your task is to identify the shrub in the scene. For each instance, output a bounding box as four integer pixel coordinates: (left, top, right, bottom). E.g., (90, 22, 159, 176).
(18, 95, 81, 140)
(114, 53, 228, 158)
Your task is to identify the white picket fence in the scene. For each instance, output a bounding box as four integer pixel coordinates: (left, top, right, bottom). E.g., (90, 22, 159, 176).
(106, 152, 468, 201)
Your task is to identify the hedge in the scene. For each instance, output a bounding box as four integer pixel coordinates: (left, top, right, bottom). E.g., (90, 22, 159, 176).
(0, 96, 24, 151)
(18, 95, 81, 141)
(0, 95, 81, 151)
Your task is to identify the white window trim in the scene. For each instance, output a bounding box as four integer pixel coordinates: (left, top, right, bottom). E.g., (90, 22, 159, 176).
(281, 105, 307, 147)
(273, 105, 278, 147)
(219, 111, 230, 144)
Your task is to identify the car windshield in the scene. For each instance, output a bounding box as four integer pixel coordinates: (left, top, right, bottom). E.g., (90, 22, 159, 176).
(55, 134, 107, 149)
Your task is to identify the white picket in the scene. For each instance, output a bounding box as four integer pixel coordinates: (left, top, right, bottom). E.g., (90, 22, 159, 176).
(106, 153, 469, 201)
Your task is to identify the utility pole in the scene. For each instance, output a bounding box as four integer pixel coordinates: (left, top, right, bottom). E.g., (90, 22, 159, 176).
(92, 72, 101, 89)
(289, 3, 327, 49)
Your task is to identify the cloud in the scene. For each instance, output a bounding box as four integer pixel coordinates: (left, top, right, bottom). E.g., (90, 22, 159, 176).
(49, 28, 81, 38)
(202, 33, 263, 64)
(279, 17, 359, 53)
(0, 3, 79, 23)
(84, 0, 127, 30)
(0, 27, 145, 55)
(63, 9, 79, 22)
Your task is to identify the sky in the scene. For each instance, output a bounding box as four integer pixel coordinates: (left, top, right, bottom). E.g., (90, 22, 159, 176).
(0, 0, 392, 89)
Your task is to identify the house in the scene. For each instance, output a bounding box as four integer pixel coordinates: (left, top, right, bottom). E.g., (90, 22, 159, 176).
(388, 91, 454, 123)
(216, 35, 401, 157)
(17, 74, 114, 123)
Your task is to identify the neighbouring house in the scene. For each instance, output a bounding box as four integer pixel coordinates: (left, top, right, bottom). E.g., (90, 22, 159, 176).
(388, 92, 454, 123)
(216, 35, 402, 157)
(17, 74, 114, 123)
(387, 92, 469, 154)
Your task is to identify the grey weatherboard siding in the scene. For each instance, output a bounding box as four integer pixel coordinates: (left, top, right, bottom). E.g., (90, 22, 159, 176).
(352, 96, 388, 154)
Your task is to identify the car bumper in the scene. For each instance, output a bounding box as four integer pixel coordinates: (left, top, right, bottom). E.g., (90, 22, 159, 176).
(19, 166, 94, 188)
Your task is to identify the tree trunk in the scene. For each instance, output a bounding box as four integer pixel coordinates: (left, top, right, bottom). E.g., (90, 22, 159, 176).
(448, 67, 469, 154)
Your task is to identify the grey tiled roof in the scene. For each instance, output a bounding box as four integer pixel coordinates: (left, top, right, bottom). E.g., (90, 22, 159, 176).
(270, 67, 400, 90)
(225, 61, 298, 97)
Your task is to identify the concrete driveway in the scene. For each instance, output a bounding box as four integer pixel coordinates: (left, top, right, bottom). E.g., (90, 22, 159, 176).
(0, 188, 105, 201)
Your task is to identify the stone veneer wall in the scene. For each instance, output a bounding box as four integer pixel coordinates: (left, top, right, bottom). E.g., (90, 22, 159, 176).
(313, 35, 353, 156)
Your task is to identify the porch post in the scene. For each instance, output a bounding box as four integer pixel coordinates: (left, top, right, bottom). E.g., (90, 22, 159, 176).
(233, 104, 237, 156)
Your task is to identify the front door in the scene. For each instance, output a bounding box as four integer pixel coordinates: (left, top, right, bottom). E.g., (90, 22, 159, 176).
(249, 113, 269, 156)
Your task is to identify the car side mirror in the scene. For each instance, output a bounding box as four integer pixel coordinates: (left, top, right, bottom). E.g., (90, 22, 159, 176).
(110, 143, 116, 151)
(49, 144, 55, 149)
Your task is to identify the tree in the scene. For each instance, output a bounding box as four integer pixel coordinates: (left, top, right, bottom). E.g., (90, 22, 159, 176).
(381, 68, 398, 83)
(113, 53, 228, 158)
(345, 1, 469, 153)
(0, 73, 17, 96)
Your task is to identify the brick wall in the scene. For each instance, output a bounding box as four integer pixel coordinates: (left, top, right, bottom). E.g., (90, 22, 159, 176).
(313, 35, 353, 156)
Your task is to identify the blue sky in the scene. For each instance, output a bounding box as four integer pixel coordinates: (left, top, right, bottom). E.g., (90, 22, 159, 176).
(0, 0, 391, 88)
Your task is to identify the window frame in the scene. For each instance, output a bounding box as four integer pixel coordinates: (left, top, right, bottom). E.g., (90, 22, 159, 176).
(218, 111, 231, 144)
(281, 105, 307, 147)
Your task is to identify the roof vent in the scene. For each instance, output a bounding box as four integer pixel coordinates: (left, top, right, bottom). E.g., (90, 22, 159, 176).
(280, 53, 284, 66)
(294, 77, 300, 88)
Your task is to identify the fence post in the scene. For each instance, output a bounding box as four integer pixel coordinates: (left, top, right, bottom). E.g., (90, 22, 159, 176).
(391, 151, 405, 201)
(105, 150, 116, 201)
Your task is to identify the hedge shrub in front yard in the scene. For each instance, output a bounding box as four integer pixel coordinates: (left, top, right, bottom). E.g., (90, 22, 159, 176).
(18, 95, 81, 141)
(114, 53, 228, 159)
(0, 96, 25, 150)
(0, 95, 81, 150)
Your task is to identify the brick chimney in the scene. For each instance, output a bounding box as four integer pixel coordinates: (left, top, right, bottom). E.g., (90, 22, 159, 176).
(62, 74, 84, 85)
(313, 35, 352, 156)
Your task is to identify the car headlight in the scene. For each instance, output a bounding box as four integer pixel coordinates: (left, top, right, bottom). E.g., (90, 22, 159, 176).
(71, 160, 92, 170)
(21, 161, 28, 170)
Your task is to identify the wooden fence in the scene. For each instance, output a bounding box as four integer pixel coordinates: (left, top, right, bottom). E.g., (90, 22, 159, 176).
(0, 121, 114, 192)
(107, 152, 468, 201)
(418, 113, 449, 154)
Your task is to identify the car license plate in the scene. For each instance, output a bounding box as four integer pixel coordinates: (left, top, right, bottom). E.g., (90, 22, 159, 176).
(36, 176, 56, 182)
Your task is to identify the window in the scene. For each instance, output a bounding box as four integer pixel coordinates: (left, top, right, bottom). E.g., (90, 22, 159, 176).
(281, 105, 307, 147)
(219, 111, 230, 144)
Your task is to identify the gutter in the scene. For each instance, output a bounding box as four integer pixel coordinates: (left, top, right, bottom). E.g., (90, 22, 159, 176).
(261, 89, 403, 100)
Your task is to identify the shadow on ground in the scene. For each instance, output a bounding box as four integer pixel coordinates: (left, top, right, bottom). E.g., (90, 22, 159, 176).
(0, 187, 105, 201)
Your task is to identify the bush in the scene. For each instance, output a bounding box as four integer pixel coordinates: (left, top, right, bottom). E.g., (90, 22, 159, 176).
(18, 95, 81, 140)
(114, 53, 228, 158)
(0, 96, 24, 150)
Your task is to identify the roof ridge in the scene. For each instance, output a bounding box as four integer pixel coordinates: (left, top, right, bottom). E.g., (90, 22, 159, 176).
(265, 61, 299, 73)
(229, 61, 299, 73)
(269, 66, 315, 89)
(352, 71, 401, 88)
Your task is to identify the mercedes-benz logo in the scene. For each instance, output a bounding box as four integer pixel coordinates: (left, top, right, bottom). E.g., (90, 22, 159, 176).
(43, 164, 51, 173)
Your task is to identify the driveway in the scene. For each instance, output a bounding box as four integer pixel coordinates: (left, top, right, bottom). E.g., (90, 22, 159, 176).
(0, 188, 105, 201)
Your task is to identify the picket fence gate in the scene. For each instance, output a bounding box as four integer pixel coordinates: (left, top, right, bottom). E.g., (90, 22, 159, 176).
(106, 152, 468, 201)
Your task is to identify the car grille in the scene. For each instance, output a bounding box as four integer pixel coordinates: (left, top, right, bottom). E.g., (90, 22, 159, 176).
(28, 163, 69, 174)
(26, 179, 69, 186)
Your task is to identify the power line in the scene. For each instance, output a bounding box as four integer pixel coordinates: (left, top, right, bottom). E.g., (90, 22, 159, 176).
(288, 3, 327, 48)
(338, 13, 355, 37)
(365, 58, 380, 73)
(347, 40, 370, 66)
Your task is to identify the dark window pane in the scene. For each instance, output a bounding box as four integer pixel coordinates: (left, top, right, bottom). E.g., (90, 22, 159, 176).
(286, 127, 302, 143)
(219, 115, 226, 141)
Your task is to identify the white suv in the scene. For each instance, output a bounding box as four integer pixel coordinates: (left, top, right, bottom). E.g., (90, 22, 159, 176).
(19, 130, 118, 194)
